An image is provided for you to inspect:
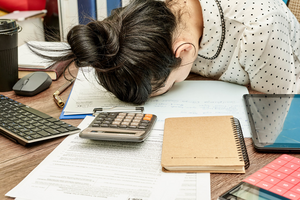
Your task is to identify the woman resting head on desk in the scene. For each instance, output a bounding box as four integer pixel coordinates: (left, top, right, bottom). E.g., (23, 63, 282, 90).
(40, 0, 300, 104)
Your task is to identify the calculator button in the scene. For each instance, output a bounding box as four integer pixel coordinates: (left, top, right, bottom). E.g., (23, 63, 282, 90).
(280, 154, 294, 161)
(130, 122, 139, 126)
(291, 171, 300, 178)
(252, 172, 267, 180)
(143, 114, 153, 120)
(291, 185, 300, 194)
(277, 180, 295, 189)
(266, 163, 281, 170)
(273, 159, 288, 166)
(283, 191, 300, 200)
(138, 126, 146, 129)
(114, 118, 122, 122)
(271, 171, 288, 179)
(143, 117, 152, 121)
(286, 163, 300, 170)
(264, 176, 280, 185)
(285, 176, 300, 185)
(243, 176, 260, 185)
(259, 167, 275, 175)
(139, 123, 148, 127)
(278, 166, 294, 175)
(112, 121, 121, 125)
(291, 158, 300, 165)
(256, 181, 274, 190)
(269, 185, 288, 196)
(132, 119, 141, 123)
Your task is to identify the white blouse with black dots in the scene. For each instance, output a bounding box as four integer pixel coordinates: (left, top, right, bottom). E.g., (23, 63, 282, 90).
(192, 0, 300, 93)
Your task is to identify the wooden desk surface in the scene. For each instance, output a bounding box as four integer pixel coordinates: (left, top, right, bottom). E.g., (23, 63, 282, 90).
(1, 65, 299, 200)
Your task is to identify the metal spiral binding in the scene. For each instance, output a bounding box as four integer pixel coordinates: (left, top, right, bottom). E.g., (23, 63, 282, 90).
(231, 117, 250, 169)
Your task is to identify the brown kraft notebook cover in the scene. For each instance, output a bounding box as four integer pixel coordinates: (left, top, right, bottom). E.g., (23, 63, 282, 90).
(161, 115, 249, 173)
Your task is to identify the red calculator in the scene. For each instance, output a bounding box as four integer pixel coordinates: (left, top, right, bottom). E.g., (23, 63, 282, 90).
(219, 154, 300, 200)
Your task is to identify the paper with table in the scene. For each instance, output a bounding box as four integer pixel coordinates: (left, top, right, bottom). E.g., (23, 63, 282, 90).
(61, 67, 251, 137)
(7, 116, 210, 200)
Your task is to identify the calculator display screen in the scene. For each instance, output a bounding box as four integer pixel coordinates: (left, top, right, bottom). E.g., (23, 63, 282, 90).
(220, 182, 289, 200)
(244, 94, 300, 151)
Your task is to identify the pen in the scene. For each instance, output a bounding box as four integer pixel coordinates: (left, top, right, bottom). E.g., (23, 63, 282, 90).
(53, 79, 75, 108)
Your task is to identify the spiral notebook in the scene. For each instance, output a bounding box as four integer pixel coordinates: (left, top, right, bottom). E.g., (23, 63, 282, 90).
(161, 115, 250, 173)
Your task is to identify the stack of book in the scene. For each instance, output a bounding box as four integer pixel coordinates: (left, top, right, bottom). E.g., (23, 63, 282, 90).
(18, 41, 69, 80)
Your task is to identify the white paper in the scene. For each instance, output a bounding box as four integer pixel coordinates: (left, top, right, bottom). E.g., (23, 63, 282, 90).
(64, 67, 135, 115)
(18, 41, 69, 68)
(64, 68, 250, 137)
(144, 81, 251, 137)
(7, 117, 210, 200)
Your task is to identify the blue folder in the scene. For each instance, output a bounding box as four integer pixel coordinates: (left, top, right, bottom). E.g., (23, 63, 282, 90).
(59, 86, 93, 120)
(107, 0, 122, 16)
(77, 0, 97, 25)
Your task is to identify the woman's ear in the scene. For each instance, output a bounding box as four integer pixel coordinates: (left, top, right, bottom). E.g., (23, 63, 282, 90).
(173, 41, 195, 58)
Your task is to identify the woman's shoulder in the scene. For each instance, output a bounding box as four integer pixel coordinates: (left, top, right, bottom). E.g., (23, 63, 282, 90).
(219, 0, 293, 24)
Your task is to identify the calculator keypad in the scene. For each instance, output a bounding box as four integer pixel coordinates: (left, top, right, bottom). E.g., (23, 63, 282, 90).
(91, 112, 154, 129)
(80, 112, 157, 142)
(243, 154, 300, 199)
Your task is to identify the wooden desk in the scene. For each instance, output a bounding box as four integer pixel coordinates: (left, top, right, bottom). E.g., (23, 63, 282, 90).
(1, 65, 299, 200)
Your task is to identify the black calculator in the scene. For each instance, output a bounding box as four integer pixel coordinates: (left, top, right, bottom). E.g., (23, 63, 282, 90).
(79, 112, 157, 142)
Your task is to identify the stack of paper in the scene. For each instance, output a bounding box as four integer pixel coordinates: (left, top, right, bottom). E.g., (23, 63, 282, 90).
(60, 68, 251, 137)
(18, 41, 69, 69)
(6, 117, 211, 200)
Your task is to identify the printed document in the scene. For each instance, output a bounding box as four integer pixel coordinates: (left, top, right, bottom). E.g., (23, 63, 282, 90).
(7, 117, 211, 200)
(63, 67, 250, 137)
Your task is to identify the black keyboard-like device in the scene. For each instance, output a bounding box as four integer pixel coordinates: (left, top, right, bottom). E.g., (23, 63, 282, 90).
(0, 94, 80, 145)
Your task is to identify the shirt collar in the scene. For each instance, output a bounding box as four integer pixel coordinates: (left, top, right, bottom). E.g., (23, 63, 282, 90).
(198, 0, 225, 60)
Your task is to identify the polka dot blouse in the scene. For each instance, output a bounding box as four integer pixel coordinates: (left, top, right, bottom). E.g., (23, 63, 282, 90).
(192, 0, 300, 94)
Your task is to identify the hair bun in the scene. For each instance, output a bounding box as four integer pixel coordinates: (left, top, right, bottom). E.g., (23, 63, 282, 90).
(67, 21, 120, 70)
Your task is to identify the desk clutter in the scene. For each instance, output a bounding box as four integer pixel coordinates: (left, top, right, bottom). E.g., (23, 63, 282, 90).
(3, 63, 300, 199)
(0, 94, 80, 145)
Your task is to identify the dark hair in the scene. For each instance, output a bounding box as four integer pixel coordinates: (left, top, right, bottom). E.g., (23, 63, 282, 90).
(36, 0, 181, 104)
